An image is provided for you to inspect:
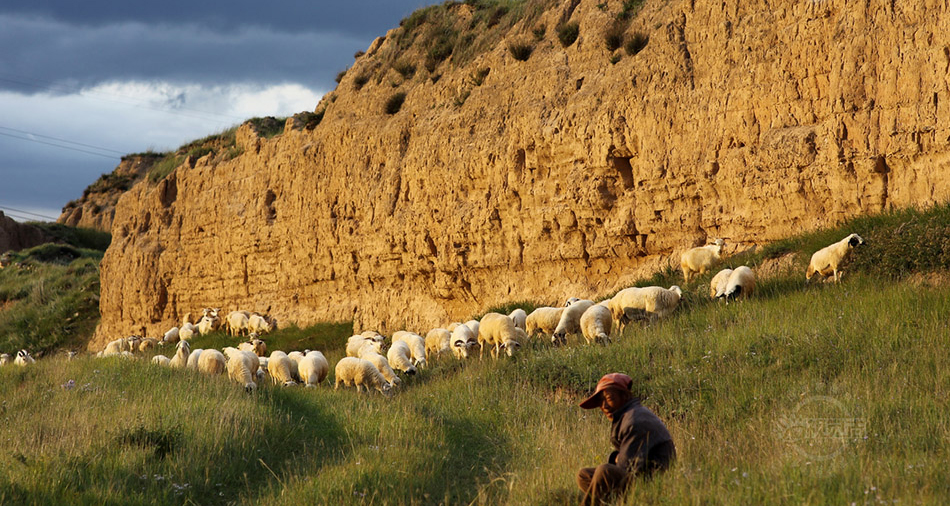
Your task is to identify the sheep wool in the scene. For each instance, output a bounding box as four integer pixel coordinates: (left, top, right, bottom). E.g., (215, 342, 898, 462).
(608, 286, 683, 329)
(807, 233, 865, 283)
(387, 340, 417, 374)
(358, 348, 402, 387)
(0, 353, 11, 366)
(450, 324, 477, 360)
(298, 351, 329, 387)
(347, 335, 383, 357)
(508, 309, 527, 331)
(268, 351, 297, 386)
(464, 320, 480, 338)
(721, 266, 755, 300)
(681, 239, 725, 283)
(168, 340, 190, 369)
(186, 349, 204, 370)
(552, 300, 595, 345)
(179, 323, 197, 341)
(226, 311, 250, 337)
(425, 328, 452, 357)
(525, 307, 564, 339)
(580, 304, 613, 345)
(162, 326, 180, 344)
(393, 332, 427, 369)
(223, 348, 257, 392)
(334, 357, 393, 396)
(710, 268, 734, 298)
(198, 349, 227, 375)
(477, 313, 523, 359)
(152, 355, 171, 366)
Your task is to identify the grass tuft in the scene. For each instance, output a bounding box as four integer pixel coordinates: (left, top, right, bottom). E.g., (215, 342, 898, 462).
(556, 21, 580, 47)
(384, 92, 407, 114)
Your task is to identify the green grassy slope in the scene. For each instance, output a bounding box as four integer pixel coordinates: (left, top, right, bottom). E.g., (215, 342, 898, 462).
(1, 205, 949, 505)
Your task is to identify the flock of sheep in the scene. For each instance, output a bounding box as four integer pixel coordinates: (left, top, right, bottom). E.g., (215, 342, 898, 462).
(2, 233, 865, 395)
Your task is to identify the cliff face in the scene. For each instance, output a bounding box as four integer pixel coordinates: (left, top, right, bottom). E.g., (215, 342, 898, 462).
(0, 211, 52, 255)
(58, 155, 157, 232)
(94, 0, 950, 346)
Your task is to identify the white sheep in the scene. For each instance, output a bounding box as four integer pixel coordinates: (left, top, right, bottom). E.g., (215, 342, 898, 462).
(525, 307, 564, 339)
(508, 308, 527, 331)
(552, 300, 595, 345)
(268, 351, 297, 386)
(565, 297, 581, 307)
(297, 351, 329, 387)
(450, 324, 478, 360)
(238, 339, 267, 357)
(387, 340, 417, 374)
(720, 266, 755, 301)
(162, 326, 180, 343)
(608, 286, 683, 330)
(225, 311, 250, 337)
(197, 349, 227, 375)
(186, 349, 204, 370)
(0, 353, 11, 366)
(347, 334, 383, 357)
(101, 337, 131, 357)
(681, 238, 725, 283)
(152, 355, 171, 366)
(223, 348, 258, 392)
(358, 348, 402, 387)
(179, 322, 197, 341)
(14, 350, 34, 366)
(464, 320, 480, 337)
(393, 332, 427, 369)
(580, 304, 613, 345)
(807, 233, 865, 283)
(477, 313, 523, 359)
(248, 314, 276, 335)
(197, 315, 219, 336)
(138, 337, 159, 353)
(710, 268, 734, 298)
(168, 340, 190, 368)
(425, 328, 452, 358)
(334, 357, 393, 396)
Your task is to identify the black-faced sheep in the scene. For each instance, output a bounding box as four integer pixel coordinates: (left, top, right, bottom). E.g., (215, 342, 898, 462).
(477, 313, 523, 359)
(719, 266, 755, 301)
(807, 233, 865, 283)
(552, 300, 594, 345)
(580, 303, 613, 345)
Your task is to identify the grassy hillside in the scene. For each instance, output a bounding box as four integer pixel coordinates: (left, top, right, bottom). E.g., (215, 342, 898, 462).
(1, 204, 949, 505)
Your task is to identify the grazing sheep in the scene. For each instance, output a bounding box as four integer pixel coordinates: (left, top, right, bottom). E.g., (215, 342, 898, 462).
(225, 311, 250, 337)
(0, 353, 11, 366)
(552, 300, 595, 345)
(508, 309, 527, 331)
(268, 351, 297, 386)
(223, 348, 257, 392)
(238, 338, 267, 357)
(681, 238, 725, 283)
(425, 328, 452, 358)
(387, 340, 417, 374)
(477, 313, 523, 359)
(138, 337, 159, 353)
(334, 357, 393, 396)
(101, 337, 131, 357)
(565, 297, 582, 307)
(14, 350, 34, 366)
(464, 320, 480, 338)
(248, 314, 276, 335)
(169, 340, 190, 369)
(197, 349, 227, 375)
(179, 322, 197, 341)
(710, 268, 734, 298)
(186, 349, 204, 370)
(807, 233, 865, 283)
(358, 348, 402, 387)
(450, 324, 478, 360)
(608, 286, 683, 330)
(720, 266, 755, 301)
(152, 355, 171, 366)
(525, 307, 564, 339)
(162, 326, 180, 343)
(580, 304, 613, 345)
(297, 351, 329, 387)
(347, 334, 384, 357)
(393, 332, 427, 369)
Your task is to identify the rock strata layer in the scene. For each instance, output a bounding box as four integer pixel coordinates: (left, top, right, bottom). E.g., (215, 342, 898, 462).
(93, 0, 950, 347)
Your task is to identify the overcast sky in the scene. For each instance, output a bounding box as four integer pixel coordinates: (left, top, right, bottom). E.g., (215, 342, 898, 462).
(0, 0, 433, 222)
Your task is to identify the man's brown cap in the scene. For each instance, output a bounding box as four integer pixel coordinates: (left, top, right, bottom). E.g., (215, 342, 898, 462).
(578, 373, 633, 409)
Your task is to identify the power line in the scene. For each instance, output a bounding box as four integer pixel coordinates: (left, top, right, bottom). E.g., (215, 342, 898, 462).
(0, 131, 119, 160)
(0, 126, 126, 155)
(0, 205, 60, 221)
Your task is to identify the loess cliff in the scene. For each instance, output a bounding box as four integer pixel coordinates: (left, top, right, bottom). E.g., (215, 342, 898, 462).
(93, 0, 950, 347)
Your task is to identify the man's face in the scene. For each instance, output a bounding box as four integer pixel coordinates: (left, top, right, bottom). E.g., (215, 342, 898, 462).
(600, 387, 628, 420)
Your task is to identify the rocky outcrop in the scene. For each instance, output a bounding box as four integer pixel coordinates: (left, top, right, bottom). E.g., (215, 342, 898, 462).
(0, 211, 52, 255)
(93, 0, 950, 347)
(58, 154, 159, 232)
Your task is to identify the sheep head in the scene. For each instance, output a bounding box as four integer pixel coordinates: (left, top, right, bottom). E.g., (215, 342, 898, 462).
(847, 234, 865, 247)
(501, 339, 521, 356)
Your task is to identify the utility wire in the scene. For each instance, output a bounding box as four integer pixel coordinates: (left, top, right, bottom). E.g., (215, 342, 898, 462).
(0, 131, 119, 160)
(0, 205, 60, 221)
(0, 126, 126, 155)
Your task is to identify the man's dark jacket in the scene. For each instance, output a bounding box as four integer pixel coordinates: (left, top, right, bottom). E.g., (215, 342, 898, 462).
(608, 399, 674, 474)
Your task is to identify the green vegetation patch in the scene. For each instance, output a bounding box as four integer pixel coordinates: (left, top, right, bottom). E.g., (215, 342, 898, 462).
(556, 21, 580, 47)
